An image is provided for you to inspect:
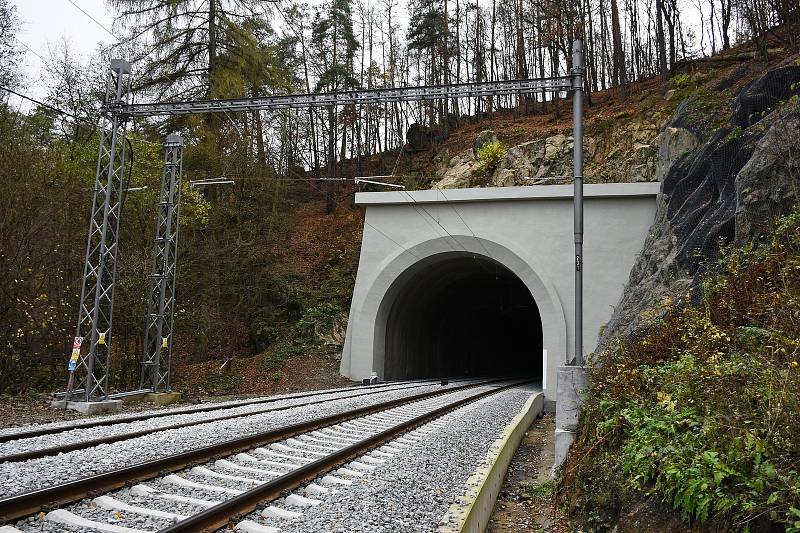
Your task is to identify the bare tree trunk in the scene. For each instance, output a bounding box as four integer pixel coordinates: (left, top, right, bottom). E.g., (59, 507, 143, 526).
(610, 0, 628, 86)
(656, 0, 668, 77)
(720, 0, 732, 49)
(326, 106, 336, 214)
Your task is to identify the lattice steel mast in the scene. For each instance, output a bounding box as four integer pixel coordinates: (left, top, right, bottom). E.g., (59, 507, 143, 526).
(70, 59, 131, 402)
(66, 56, 582, 401)
(139, 134, 185, 392)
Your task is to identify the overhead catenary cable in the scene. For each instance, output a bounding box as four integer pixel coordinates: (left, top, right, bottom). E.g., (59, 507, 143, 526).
(18, 40, 48, 65)
(398, 188, 465, 254)
(305, 177, 420, 260)
(435, 187, 496, 262)
(0, 85, 160, 147)
(65, 0, 119, 42)
(0, 84, 91, 124)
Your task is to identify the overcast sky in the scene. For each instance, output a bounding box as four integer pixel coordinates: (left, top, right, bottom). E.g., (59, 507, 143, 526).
(12, 0, 115, 102)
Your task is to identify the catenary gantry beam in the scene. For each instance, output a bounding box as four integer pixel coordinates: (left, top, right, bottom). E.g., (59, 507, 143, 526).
(66, 62, 582, 403)
(114, 78, 574, 116)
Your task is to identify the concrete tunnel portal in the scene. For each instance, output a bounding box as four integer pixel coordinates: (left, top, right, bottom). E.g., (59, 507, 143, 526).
(383, 253, 543, 381)
(340, 183, 662, 399)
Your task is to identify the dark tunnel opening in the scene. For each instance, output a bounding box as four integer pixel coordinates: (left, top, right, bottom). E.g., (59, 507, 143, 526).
(384, 255, 543, 380)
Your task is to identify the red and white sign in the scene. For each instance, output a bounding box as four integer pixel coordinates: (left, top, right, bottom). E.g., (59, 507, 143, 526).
(73, 337, 83, 349)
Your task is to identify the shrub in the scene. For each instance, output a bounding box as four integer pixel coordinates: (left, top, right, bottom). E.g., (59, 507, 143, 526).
(476, 139, 508, 176)
(671, 73, 692, 89)
(559, 205, 800, 531)
(296, 302, 345, 343)
(200, 372, 243, 393)
(259, 342, 305, 372)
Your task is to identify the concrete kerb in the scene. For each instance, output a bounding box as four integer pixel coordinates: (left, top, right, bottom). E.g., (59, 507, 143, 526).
(437, 391, 545, 533)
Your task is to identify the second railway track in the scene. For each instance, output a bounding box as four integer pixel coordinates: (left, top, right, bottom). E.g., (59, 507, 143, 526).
(0, 379, 451, 444)
(0, 379, 482, 463)
(0, 378, 531, 531)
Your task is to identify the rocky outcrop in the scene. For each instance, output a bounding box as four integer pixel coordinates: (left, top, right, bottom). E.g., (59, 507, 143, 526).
(407, 115, 461, 150)
(598, 65, 800, 352)
(429, 102, 671, 190)
(432, 149, 480, 189)
(487, 115, 667, 186)
(407, 123, 444, 151)
(735, 106, 800, 243)
(473, 130, 499, 159)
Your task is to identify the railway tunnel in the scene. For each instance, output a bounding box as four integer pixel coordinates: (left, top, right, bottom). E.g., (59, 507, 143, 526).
(340, 183, 662, 399)
(383, 253, 543, 381)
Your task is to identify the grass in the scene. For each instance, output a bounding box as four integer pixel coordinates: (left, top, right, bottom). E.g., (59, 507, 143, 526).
(527, 479, 556, 499)
(200, 372, 243, 393)
(558, 206, 800, 532)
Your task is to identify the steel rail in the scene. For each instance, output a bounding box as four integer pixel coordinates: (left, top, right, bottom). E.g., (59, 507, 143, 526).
(0, 379, 480, 463)
(115, 77, 573, 116)
(161, 379, 534, 532)
(0, 378, 462, 445)
(0, 378, 503, 523)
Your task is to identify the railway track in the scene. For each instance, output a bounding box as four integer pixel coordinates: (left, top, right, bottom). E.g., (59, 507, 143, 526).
(0, 379, 480, 463)
(0, 379, 449, 445)
(0, 379, 531, 531)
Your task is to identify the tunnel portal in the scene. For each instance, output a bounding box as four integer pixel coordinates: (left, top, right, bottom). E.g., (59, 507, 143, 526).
(384, 254, 543, 380)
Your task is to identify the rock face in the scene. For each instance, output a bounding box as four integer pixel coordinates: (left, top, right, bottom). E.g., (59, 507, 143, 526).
(735, 107, 800, 243)
(486, 115, 665, 187)
(598, 65, 800, 351)
(407, 123, 441, 151)
(432, 149, 479, 189)
(491, 134, 581, 186)
(473, 130, 499, 159)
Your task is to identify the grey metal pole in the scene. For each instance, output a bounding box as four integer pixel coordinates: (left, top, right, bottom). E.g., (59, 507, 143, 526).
(572, 40, 585, 367)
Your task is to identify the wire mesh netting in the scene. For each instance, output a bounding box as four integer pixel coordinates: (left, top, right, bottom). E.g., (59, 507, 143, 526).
(662, 65, 800, 284)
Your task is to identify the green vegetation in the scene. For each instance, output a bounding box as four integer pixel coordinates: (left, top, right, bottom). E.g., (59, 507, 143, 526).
(725, 124, 744, 142)
(200, 371, 244, 393)
(259, 342, 306, 372)
(677, 88, 729, 139)
(527, 479, 555, 499)
(476, 139, 508, 176)
(559, 207, 800, 532)
(670, 73, 693, 89)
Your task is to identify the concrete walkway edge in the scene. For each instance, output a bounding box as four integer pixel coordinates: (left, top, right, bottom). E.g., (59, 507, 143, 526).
(438, 391, 545, 533)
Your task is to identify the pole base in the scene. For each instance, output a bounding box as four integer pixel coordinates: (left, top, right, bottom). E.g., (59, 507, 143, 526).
(50, 400, 123, 414)
(553, 365, 588, 471)
(145, 392, 182, 406)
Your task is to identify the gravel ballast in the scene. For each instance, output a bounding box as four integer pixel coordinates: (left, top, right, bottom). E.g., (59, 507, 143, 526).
(10, 382, 527, 533)
(0, 381, 477, 499)
(0, 381, 466, 458)
(242, 384, 540, 533)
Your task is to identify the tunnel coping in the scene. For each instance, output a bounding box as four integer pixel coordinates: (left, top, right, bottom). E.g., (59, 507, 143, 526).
(355, 182, 660, 205)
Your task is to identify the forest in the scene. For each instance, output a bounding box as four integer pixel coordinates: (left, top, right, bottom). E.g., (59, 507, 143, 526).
(0, 0, 797, 395)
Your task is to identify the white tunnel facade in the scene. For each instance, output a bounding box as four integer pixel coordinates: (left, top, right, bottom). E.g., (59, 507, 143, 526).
(340, 183, 660, 399)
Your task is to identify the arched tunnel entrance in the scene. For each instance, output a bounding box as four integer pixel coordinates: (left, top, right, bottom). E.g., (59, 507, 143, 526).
(384, 253, 543, 380)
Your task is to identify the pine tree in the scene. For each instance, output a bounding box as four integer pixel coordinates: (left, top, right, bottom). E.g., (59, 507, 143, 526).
(310, 0, 360, 213)
(109, 0, 274, 100)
